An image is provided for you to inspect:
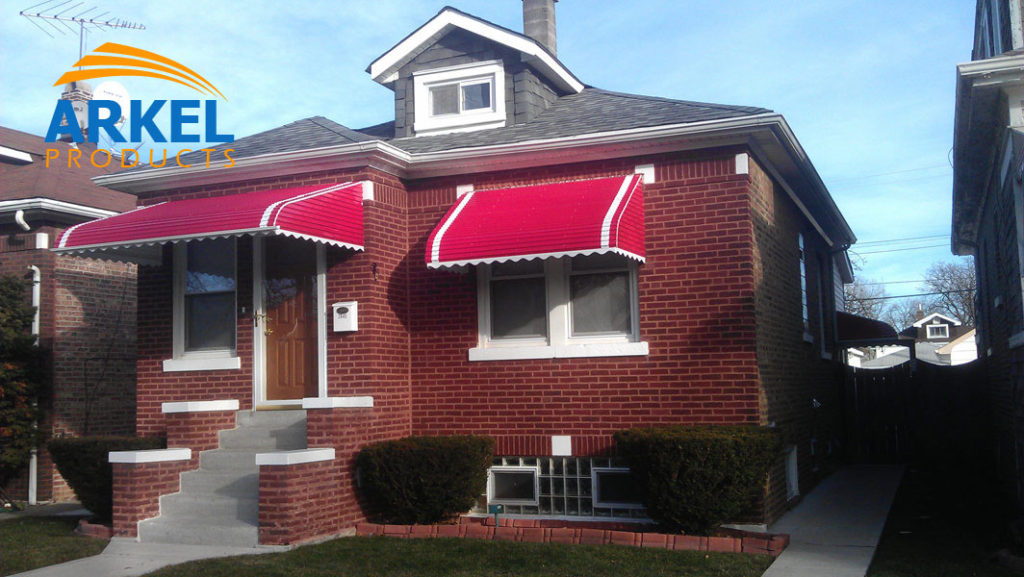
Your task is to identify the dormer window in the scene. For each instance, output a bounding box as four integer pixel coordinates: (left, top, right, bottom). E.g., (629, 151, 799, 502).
(414, 61, 506, 135)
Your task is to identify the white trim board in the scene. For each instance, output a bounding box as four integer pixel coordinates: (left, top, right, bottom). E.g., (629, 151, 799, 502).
(368, 8, 583, 94)
(255, 448, 335, 466)
(162, 399, 240, 413)
(109, 448, 192, 463)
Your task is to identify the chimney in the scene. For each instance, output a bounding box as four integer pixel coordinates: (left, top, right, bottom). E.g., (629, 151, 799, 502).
(522, 0, 557, 56)
(58, 81, 92, 142)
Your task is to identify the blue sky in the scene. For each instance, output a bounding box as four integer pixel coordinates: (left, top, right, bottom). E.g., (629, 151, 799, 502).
(1, 0, 974, 296)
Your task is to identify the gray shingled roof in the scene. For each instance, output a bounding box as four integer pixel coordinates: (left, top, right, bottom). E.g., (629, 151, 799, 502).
(164, 87, 769, 169)
(380, 88, 770, 154)
(173, 116, 376, 166)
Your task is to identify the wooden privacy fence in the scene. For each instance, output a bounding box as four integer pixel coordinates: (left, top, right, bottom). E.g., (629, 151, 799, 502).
(843, 360, 987, 464)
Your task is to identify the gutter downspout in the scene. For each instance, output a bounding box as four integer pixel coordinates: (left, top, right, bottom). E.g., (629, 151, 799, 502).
(27, 265, 40, 506)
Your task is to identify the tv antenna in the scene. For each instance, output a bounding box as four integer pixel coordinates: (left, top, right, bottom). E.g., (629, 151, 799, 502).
(20, 1, 145, 63)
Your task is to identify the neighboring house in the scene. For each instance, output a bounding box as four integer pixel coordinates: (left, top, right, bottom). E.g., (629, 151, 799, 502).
(952, 0, 1024, 508)
(858, 312, 977, 369)
(908, 312, 969, 344)
(55, 2, 857, 545)
(0, 126, 137, 504)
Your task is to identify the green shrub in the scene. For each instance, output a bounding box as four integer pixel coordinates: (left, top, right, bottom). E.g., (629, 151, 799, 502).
(48, 436, 165, 523)
(356, 435, 494, 524)
(614, 425, 779, 534)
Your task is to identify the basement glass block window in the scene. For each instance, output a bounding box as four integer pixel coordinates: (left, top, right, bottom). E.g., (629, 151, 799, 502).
(482, 457, 648, 520)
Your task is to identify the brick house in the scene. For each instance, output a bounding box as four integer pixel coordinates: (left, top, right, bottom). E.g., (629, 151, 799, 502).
(56, 2, 856, 545)
(952, 0, 1024, 508)
(0, 126, 137, 503)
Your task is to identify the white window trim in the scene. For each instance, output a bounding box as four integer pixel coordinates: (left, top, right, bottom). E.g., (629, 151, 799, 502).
(413, 60, 506, 136)
(591, 467, 645, 509)
(487, 465, 540, 507)
(163, 240, 240, 372)
(470, 258, 647, 361)
(926, 324, 950, 339)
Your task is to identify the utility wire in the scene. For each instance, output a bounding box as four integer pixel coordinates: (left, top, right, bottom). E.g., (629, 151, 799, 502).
(849, 289, 974, 302)
(855, 234, 948, 246)
(851, 243, 949, 256)
(828, 164, 950, 184)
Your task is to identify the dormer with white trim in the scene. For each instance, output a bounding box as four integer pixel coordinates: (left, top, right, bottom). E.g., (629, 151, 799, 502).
(366, 5, 583, 138)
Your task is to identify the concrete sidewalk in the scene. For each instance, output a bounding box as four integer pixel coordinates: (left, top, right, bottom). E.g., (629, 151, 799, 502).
(10, 538, 285, 577)
(762, 464, 904, 577)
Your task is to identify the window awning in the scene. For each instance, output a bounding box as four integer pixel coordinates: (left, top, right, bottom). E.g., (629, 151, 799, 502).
(55, 182, 365, 264)
(426, 174, 644, 269)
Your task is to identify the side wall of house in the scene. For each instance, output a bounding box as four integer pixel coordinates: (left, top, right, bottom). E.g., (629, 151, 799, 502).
(973, 141, 1024, 506)
(748, 157, 845, 522)
(0, 228, 137, 502)
(406, 148, 763, 455)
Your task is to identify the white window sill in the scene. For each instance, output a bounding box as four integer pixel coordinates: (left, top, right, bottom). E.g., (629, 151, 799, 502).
(469, 342, 649, 362)
(162, 356, 241, 372)
(803, 331, 815, 344)
(1010, 331, 1024, 349)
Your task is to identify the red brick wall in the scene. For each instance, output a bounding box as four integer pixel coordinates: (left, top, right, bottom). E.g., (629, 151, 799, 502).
(748, 158, 844, 521)
(134, 169, 411, 450)
(165, 410, 236, 467)
(406, 149, 762, 450)
(260, 407, 374, 544)
(0, 233, 137, 502)
(111, 460, 190, 537)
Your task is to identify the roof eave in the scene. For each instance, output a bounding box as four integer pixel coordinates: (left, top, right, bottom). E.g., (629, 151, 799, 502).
(952, 53, 1024, 255)
(92, 114, 852, 245)
(367, 7, 583, 94)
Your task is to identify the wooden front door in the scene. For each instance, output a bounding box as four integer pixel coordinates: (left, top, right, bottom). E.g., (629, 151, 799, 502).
(262, 237, 319, 401)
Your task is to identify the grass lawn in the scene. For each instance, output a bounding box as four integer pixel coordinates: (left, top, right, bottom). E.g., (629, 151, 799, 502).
(0, 517, 107, 576)
(868, 466, 1019, 577)
(146, 535, 774, 577)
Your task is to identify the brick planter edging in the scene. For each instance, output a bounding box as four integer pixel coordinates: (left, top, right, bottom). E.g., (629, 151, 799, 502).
(354, 522, 789, 556)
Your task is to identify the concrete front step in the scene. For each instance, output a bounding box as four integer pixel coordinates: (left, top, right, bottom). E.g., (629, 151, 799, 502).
(138, 516, 258, 548)
(159, 492, 258, 521)
(199, 449, 258, 472)
(219, 424, 306, 451)
(139, 409, 309, 548)
(178, 470, 259, 495)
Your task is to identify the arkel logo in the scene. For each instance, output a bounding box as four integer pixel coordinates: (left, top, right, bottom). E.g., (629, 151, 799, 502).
(44, 42, 235, 169)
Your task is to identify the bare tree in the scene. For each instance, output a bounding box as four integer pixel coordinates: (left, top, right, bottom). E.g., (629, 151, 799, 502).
(884, 298, 929, 332)
(843, 279, 889, 320)
(922, 260, 976, 326)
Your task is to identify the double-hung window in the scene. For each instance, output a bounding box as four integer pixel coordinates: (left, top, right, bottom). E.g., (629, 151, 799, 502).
(472, 254, 646, 361)
(164, 238, 240, 372)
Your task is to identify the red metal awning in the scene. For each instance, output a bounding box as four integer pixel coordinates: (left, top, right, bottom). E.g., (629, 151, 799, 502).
(55, 182, 365, 263)
(426, 175, 644, 268)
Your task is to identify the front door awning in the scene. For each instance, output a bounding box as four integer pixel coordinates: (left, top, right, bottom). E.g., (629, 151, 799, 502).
(54, 182, 365, 264)
(425, 174, 645, 268)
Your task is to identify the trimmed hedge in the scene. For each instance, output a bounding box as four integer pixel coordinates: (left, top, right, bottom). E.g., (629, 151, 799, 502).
(614, 425, 779, 534)
(48, 436, 165, 523)
(356, 435, 494, 524)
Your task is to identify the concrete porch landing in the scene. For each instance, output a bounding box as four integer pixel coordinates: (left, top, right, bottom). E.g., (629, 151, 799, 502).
(762, 465, 904, 577)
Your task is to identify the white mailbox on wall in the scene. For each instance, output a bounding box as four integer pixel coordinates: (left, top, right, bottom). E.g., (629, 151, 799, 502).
(332, 301, 358, 332)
